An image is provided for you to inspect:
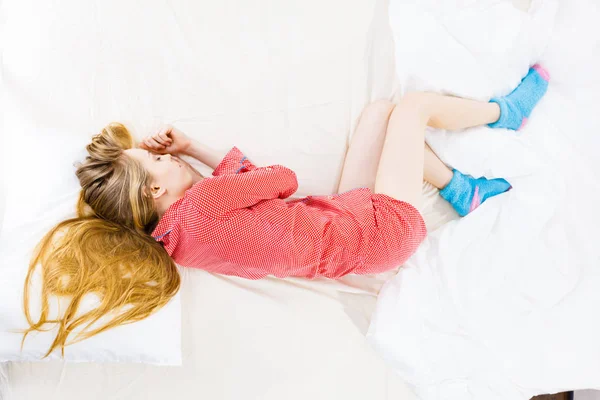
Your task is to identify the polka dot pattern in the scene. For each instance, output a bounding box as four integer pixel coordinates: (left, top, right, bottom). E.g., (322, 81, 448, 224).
(152, 147, 428, 279)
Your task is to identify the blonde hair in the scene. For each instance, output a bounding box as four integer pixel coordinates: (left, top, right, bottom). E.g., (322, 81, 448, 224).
(22, 122, 180, 357)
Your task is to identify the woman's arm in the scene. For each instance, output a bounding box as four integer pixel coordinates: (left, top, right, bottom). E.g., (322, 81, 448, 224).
(183, 139, 227, 171)
(139, 125, 227, 170)
(189, 163, 299, 219)
(185, 146, 298, 218)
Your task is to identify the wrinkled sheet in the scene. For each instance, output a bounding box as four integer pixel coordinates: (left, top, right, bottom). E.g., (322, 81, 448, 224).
(0, 0, 454, 398)
(368, 0, 600, 399)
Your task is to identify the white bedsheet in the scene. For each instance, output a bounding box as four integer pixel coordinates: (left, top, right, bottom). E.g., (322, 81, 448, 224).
(0, 0, 453, 398)
(368, 0, 600, 399)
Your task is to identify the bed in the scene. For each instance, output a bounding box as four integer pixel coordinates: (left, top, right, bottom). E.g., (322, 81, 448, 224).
(0, 0, 451, 398)
(4, 0, 598, 399)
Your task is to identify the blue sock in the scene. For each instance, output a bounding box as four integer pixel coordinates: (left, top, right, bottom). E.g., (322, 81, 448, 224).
(488, 64, 550, 131)
(439, 169, 512, 217)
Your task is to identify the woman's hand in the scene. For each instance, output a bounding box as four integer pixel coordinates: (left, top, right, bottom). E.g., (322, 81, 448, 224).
(139, 125, 192, 155)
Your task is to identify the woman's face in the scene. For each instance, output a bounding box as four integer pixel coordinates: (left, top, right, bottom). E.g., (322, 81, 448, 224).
(125, 149, 194, 202)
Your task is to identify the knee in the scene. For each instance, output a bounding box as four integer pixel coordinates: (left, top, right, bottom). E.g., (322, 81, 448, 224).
(361, 100, 396, 122)
(398, 91, 430, 106)
(396, 91, 431, 118)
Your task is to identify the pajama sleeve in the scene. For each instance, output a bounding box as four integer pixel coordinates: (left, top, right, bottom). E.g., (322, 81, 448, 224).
(211, 146, 257, 176)
(188, 147, 298, 218)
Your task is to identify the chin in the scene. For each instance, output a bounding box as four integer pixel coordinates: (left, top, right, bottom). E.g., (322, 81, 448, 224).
(179, 163, 199, 188)
(186, 172, 196, 188)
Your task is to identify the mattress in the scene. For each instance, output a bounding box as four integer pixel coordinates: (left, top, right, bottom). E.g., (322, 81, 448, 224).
(0, 0, 457, 398)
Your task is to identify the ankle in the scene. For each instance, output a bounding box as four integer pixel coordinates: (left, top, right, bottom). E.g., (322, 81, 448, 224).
(488, 102, 501, 125)
(487, 64, 549, 131)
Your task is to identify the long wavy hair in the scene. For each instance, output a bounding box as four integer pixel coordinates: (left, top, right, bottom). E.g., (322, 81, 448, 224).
(21, 122, 181, 357)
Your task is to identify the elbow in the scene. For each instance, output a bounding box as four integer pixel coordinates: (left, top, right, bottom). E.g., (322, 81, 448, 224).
(279, 167, 299, 198)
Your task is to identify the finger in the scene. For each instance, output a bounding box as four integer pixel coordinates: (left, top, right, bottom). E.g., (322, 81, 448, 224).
(157, 131, 172, 145)
(149, 137, 166, 149)
(143, 139, 157, 151)
(145, 138, 165, 151)
(152, 134, 168, 146)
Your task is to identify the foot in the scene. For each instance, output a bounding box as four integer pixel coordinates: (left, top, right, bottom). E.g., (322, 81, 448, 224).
(439, 169, 512, 217)
(488, 64, 550, 131)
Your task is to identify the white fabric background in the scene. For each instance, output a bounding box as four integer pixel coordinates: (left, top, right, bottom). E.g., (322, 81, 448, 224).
(6, 0, 592, 399)
(368, 0, 600, 399)
(0, 0, 447, 398)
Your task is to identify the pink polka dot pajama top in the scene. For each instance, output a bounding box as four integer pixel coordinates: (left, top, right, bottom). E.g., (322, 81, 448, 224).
(151, 147, 427, 280)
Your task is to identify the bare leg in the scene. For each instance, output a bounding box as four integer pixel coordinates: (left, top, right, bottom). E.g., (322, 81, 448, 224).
(374, 96, 427, 207)
(337, 100, 394, 193)
(375, 92, 501, 208)
(424, 143, 452, 189)
(426, 94, 500, 130)
(338, 93, 501, 196)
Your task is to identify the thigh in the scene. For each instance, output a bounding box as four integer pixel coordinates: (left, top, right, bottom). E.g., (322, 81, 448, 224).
(374, 94, 428, 208)
(337, 100, 395, 194)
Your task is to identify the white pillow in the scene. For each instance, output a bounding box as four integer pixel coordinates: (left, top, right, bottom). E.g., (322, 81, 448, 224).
(0, 118, 182, 365)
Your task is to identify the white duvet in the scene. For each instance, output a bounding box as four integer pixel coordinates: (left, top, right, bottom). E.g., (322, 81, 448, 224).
(368, 0, 600, 399)
(2, 0, 599, 399)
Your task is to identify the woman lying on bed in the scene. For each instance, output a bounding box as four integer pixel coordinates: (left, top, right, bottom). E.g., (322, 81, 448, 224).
(23, 64, 549, 357)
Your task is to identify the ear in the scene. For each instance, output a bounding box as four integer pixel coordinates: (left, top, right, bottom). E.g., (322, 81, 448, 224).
(150, 185, 167, 199)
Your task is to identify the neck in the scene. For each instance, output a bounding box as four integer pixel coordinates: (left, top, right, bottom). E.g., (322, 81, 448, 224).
(156, 195, 178, 219)
(156, 171, 205, 219)
(190, 170, 205, 185)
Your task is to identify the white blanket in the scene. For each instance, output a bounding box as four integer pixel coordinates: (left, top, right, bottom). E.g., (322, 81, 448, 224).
(368, 0, 600, 399)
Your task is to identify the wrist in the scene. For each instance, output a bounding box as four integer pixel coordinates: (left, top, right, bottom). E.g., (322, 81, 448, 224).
(183, 139, 208, 164)
(180, 138, 193, 155)
(184, 140, 225, 170)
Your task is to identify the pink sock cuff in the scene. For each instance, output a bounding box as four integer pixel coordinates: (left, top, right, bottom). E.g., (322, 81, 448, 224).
(469, 186, 482, 213)
(532, 64, 550, 81)
(518, 117, 529, 130)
